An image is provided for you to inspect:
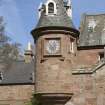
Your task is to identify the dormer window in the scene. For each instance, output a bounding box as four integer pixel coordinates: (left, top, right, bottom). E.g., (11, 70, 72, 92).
(46, 0, 57, 15)
(48, 2, 54, 14)
(88, 19, 97, 33)
(88, 27, 93, 33)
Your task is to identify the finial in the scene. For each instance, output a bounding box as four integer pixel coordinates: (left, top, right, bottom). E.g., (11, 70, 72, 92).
(38, 2, 43, 10)
(27, 42, 32, 51)
(38, 2, 43, 18)
(66, 0, 72, 18)
(67, 0, 71, 6)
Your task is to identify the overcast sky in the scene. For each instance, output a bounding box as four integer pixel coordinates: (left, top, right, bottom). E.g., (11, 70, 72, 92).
(0, 0, 105, 52)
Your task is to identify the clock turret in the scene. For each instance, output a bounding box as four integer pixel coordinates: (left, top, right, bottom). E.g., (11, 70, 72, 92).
(31, 0, 79, 105)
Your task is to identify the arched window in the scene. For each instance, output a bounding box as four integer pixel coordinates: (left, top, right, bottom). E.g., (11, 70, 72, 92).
(46, 0, 57, 15)
(48, 2, 54, 14)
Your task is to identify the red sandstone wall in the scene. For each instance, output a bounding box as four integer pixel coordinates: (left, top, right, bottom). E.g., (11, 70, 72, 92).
(35, 33, 77, 93)
(71, 74, 96, 105)
(72, 49, 104, 69)
(94, 65, 105, 105)
(0, 85, 34, 105)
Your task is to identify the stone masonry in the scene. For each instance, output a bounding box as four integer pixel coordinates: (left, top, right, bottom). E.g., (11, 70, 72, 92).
(0, 85, 34, 105)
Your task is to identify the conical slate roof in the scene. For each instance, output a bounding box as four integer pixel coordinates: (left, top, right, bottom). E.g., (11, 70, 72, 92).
(36, 0, 75, 29)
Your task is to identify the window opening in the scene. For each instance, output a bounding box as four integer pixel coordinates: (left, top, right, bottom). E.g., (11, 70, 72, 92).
(48, 2, 54, 14)
(0, 71, 3, 81)
(99, 52, 104, 61)
(70, 38, 74, 53)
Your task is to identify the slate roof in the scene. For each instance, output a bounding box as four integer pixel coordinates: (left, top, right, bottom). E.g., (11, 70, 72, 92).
(36, 0, 74, 29)
(0, 60, 34, 85)
(79, 13, 105, 47)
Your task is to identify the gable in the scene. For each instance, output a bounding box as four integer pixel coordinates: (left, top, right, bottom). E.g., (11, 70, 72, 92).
(79, 14, 105, 47)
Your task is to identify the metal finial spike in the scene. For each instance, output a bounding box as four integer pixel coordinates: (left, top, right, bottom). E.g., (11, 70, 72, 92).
(68, 0, 71, 5)
(38, 2, 43, 10)
(27, 42, 32, 51)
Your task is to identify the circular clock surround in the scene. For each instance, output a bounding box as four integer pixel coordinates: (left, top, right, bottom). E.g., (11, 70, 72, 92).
(46, 40, 60, 54)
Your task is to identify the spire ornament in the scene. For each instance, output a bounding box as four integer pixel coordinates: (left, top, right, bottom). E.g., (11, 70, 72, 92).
(67, 0, 72, 19)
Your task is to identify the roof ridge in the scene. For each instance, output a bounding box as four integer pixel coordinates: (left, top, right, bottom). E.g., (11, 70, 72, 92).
(84, 13, 105, 16)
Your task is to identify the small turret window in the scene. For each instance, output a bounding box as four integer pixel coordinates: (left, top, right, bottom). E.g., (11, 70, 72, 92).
(48, 2, 54, 14)
(70, 38, 75, 53)
(46, 0, 57, 15)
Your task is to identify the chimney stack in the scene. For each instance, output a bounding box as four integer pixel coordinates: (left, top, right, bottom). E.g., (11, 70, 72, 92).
(24, 42, 33, 63)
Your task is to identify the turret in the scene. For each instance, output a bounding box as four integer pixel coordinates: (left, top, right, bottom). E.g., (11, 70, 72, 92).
(31, 0, 79, 105)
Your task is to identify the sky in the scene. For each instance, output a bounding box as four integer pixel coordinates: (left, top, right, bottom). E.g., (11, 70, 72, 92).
(0, 0, 105, 52)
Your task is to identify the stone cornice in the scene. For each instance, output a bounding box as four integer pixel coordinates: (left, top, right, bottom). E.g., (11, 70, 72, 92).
(72, 60, 105, 75)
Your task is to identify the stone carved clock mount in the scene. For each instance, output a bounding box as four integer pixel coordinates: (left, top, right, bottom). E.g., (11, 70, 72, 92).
(46, 40, 60, 54)
(43, 38, 61, 57)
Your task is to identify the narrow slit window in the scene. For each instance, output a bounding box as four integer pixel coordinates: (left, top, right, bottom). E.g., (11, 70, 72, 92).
(70, 38, 75, 53)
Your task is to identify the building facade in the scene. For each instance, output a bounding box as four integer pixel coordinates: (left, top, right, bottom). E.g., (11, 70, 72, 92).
(31, 0, 105, 105)
(0, 0, 105, 105)
(0, 44, 35, 105)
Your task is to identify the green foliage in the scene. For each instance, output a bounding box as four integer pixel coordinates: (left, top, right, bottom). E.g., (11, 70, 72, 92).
(26, 93, 42, 105)
(25, 101, 32, 105)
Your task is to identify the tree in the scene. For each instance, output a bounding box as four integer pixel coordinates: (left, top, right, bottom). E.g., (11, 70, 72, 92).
(0, 16, 21, 70)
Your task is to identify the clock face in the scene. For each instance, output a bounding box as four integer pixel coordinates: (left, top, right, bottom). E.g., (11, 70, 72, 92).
(46, 40, 60, 54)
